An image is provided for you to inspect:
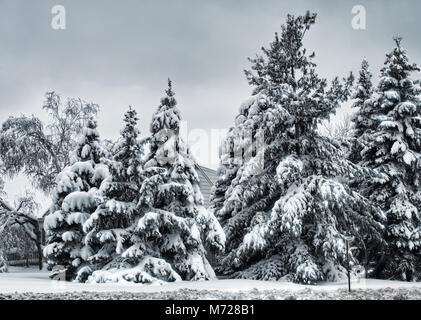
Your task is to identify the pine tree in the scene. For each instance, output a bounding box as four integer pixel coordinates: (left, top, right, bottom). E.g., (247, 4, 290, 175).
(43, 118, 109, 281)
(212, 12, 384, 284)
(360, 37, 421, 281)
(82, 107, 144, 274)
(349, 59, 376, 163)
(87, 80, 225, 284)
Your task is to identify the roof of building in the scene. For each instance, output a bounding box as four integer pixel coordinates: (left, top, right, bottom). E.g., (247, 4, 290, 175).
(197, 165, 218, 185)
(195, 165, 217, 208)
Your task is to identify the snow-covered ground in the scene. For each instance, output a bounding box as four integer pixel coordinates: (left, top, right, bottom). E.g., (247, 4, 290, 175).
(1, 267, 421, 300)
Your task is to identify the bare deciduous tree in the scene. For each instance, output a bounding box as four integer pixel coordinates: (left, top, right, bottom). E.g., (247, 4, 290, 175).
(0, 191, 42, 269)
(320, 113, 355, 156)
(0, 92, 99, 193)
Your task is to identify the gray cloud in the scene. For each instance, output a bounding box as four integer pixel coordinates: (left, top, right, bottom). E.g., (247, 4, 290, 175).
(1, 0, 421, 170)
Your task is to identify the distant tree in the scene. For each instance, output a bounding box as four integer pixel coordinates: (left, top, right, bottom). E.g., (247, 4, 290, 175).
(320, 114, 355, 157)
(0, 169, 9, 272)
(0, 92, 99, 193)
(0, 191, 43, 269)
(0, 223, 37, 267)
(0, 249, 6, 273)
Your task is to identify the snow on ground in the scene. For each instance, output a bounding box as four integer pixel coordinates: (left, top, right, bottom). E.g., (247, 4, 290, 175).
(1, 267, 421, 299)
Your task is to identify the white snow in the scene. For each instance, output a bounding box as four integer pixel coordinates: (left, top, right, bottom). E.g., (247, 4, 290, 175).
(66, 211, 91, 226)
(91, 164, 109, 183)
(62, 231, 77, 242)
(391, 140, 406, 155)
(81, 144, 91, 159)
(43, 210, 64, 230)
(2, 267, 421, 296)
(62, 189, 97, 212)
(403, 151, 416, 165)
(384, 89, 400, 101)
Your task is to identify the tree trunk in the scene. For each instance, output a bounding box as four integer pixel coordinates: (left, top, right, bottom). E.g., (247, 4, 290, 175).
(373, 250, 386, 278)
(36, 241, 43, 270)
(33, 226, 43, 270)
(295, 123, 301, 155)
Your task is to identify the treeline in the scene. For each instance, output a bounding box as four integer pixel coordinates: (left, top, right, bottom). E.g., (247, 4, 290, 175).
(1, 11, 421, 284)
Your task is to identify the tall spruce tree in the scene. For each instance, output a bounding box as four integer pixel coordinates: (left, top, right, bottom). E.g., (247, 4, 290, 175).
(211, 12, 384, 284)
(81, 107, 144, 278)
(360, 37, 421, 281)
(43, 118, 109, 280)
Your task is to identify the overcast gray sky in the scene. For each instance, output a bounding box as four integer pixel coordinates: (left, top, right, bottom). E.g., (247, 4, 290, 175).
(1, 0, 421, 208)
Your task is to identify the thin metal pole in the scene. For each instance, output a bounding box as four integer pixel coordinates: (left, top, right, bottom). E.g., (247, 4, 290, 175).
(346, 240, 351, 292)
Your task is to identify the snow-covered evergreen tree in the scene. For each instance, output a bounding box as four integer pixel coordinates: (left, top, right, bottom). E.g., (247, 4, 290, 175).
(359, 37, 421, 281)
(82, 107, 144, 275)
(349, 59, 376, 163)
(43, 118, 109, 281)
(211, 12, 384, 284)
(88, 80, 225, 284)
